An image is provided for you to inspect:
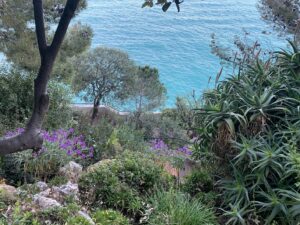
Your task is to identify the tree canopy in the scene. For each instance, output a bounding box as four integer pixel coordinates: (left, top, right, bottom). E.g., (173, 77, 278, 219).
(0, 0, 92, 82)
(72, 47, 135, 121)
(122, 65, 166, 125)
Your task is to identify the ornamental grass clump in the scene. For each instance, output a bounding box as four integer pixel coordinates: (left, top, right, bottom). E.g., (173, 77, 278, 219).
(146, 189, 218, 225)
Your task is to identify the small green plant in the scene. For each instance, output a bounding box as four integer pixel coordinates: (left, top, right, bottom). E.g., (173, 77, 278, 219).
(8, 202, 40, 225)
(48, 175, 68, 187)
(92, 209, 130, 225)
(65, 215, 92, 225)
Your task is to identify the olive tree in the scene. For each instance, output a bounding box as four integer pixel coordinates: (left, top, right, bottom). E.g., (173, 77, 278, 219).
(0, 0, 82, 155)
(0, 0, 179, 155)
(72, 47, 134, 122)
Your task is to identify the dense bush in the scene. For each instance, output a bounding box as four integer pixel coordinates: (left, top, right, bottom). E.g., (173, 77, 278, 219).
(182, 169, 213, 196)
(112, 124, 147, 152)
(78, 151, 172, 217)
(0, 68, 33, 133)
(43, 81, 74, 130)
(76, 116, 147, 162)
(146, 189, 217, 225)
(75, 116, 115, 162)
(192, 41, 300, 224)
(139, 113, 188, 148)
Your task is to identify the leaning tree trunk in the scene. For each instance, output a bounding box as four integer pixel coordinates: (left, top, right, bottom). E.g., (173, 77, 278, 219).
(91, 97, 101, 124)
(0, 0, 80, 156)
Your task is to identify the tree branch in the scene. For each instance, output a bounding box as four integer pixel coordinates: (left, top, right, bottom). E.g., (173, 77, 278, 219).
(50, 0, 81, 58)
(33, 0, 47, 55)
(0, 0, 80, 156)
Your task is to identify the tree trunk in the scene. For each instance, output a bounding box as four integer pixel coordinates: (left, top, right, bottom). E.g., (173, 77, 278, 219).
(91, 97, 100, 124)
(134, 111, 143, 129)
(0, 0, 80, 156)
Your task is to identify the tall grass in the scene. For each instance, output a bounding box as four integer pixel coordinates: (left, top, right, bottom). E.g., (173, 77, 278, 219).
(147, 189, 217, 225)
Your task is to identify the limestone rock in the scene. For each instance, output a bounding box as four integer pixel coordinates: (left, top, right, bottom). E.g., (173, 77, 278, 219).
(59, 161, 82, 182)
(0, 184, 17, 203)
(37, 181, 79, 203)
(35, 181, 48, 192)
(77, 210, 95, 225)
(86, 159, 115, 173)
(33, 195, 61, 210)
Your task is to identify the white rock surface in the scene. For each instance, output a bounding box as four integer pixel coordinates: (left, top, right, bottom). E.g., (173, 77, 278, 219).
(59, 161, 83, 182)
(77, 210, 95, 225)
(0, 184, 17, 202)
(33, 195, 61, 209)
(35, 181, 48, 192)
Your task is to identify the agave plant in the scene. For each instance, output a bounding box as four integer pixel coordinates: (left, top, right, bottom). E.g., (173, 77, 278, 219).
(254, 189, 290, 225)
(220, 167, 251, 206)
(276, 40, 300, 75)
(221, 201, 252, 225)
(190, 41, 300, 225)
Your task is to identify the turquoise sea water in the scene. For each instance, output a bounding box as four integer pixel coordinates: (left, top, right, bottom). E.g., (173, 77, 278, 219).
(74, 0, 287, 108)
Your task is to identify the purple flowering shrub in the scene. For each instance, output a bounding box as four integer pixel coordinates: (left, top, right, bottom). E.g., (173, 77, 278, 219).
(150, 139, 192, 157)
(6, 128, 94, 181)
(149, 139, 193, 171)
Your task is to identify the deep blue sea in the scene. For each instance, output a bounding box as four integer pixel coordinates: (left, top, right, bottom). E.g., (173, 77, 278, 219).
(74, 0, 288, 108)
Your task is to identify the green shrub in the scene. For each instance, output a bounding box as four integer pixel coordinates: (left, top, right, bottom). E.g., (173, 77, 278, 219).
(48, 175, 68, 187)
(0, 68, 73, 133)
(36, 203, 80, 224)
(0, 68, 33, 131)
(92, 209, 130, 225)
(76, 116, 114, 162)
(65, 216, 92, 225)
(2, 202, 86, 225)
(5, 143, 73, 183)
(43, 81, 74, 130)
(2, 202, 40, 225)
(113, 124, 147, 152)
(139, 113, 188, 148)
(147, 190, 217, 225)
(182, 169, 213, 196)
(79, 151, 172, 216)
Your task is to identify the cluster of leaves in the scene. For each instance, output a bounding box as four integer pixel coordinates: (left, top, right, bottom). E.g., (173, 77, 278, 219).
(0, 67, 33, 133)
(142, 0, 184, 12)
(75, 116, 147, 162)
(192, 41, 300, 224)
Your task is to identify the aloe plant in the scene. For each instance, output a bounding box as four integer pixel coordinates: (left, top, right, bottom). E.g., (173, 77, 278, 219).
(191, 41, 300, 225)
